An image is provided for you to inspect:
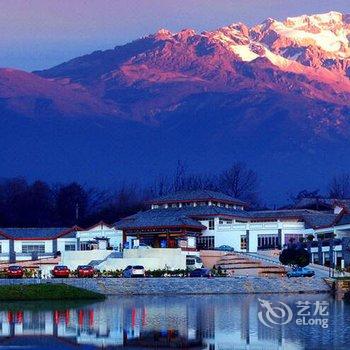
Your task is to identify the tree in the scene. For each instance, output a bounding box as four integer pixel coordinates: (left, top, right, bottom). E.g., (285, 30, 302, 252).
(290, 189, 321, 204)
(25, 181, 55, 226)
(55, 183, 88, 226)
(279, 246, 310, 268)
(328, 173, 350, 199)
(0, 177, 29, 226)
(218, 162, 259, 206)
(172, 160, 187, 192)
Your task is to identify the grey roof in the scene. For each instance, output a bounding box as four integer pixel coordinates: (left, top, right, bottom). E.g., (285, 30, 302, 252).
(116, 208, 207, 230)
(0, 227, 74, 239)
(302, 214, 338, 229)
(116, 206, 339, 231)
(334, 200, 350, 209)
(282, 197, 350, 211)
(247, 209, 319, 219)
(149, 190, 247, 205)
(335, 214, 350, 226)
(292, 198, 333, 210)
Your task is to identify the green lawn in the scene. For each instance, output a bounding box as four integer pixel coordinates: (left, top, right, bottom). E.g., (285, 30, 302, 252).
(0, 284, 105, 301)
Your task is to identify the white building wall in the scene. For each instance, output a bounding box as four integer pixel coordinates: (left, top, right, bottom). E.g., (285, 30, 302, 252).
(0, 240, 10, 261)
(0, 240, 10, 254)
(13, 240, 53, 253)
(61, 250, 112, 269)
(57, 238, 77, 252)
(200, 218, 246, 251)
(200, 217, 307, 252)
(77, 225, 123, 250)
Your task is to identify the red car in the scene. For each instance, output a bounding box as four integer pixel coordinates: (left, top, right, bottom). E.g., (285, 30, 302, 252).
(51, 265, 70, 278)
(76, 265, 94, 278)
(7, 266, 24, 278)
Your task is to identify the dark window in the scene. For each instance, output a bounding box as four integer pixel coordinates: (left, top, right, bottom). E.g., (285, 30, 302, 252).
(208, 219, 215, 230)
(257, 235, 279, 250)
(65, 244, 76, 251)
(240, 236, 247, 249)
(197, 236, 215, 250)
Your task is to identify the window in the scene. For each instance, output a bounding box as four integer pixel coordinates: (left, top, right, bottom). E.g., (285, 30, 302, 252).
(208, 219, 215, 230)
(65, 244, 76, 251)
(80, 242, 91, 251)
(257, 235, 279, 250)
(219, 219, 232, 225)
(240, 235, 247, 249)
(197, 236, 215, 250)
(0, 244, 2, 253)
(22, 244, 45, 254)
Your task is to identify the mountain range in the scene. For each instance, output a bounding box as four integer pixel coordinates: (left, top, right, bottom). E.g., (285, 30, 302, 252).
(1, 11, 350, 204)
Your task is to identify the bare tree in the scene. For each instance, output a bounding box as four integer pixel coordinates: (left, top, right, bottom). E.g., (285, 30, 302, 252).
(289, 189, 321, 204)
(329, 173, 350, 199)
(218, 162, 259, 206)
(172, 160, 187, 192)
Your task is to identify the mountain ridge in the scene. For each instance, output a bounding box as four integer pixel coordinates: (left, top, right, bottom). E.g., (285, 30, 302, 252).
(1, 11, 350, 203)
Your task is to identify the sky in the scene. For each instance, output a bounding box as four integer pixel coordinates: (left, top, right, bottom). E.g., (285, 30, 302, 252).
(0, 0, 349, 71)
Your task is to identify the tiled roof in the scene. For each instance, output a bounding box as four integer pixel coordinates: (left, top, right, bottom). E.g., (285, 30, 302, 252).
(302, 213, 338, 229)
(292, 198, 333, 210)
(0, 227, 76, 239)
(335, 214, 350, 226)
(282, 197, 350, 211)
(149, 190, 247, 206)
(334, 200, 350, 209)
(116, 206, 338, 231)
(116, 209, 207, 230)
(248, 209, 321, 219)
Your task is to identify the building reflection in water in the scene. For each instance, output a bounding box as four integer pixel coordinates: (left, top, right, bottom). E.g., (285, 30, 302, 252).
(0, 294, 348, 349)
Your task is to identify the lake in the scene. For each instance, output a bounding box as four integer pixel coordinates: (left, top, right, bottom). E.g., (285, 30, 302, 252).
(0, 293, 348, 349)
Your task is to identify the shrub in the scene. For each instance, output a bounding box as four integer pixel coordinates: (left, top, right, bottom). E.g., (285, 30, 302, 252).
(279, 246, 310, 268)
(146, 269, 188, 278)
(24, 268, 36, 278)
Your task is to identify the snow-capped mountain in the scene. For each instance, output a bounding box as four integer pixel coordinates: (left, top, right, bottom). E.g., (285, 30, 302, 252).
(251, 11, 350, 76)
(1, 12, 350, 202)
(29, 11, 349, 127)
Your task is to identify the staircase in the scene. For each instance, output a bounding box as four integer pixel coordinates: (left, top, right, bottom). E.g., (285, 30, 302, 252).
(88, 251, 123, 269)
(215, 253, 285, 277)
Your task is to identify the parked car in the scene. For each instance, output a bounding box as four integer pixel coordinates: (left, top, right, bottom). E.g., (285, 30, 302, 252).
(189, 268, 212, 278)
(287, 267, 315, 278)
(7, 265, 24, 278)
(122, 265, 145, 278)
(186, 255, 203, 271)
(215, 245, 235, 252)
(51, 265, 70, 278)
(76, 265, 94, 278)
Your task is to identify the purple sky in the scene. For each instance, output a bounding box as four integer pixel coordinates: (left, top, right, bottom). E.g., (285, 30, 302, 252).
(1, 0, 349, 71)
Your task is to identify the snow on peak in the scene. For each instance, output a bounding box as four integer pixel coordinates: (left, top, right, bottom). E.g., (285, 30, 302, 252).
(148, 12, 350, 75)
(254, 11, 350, 55)
(154, 28, 173, 40)
(285, 11, 343, 26)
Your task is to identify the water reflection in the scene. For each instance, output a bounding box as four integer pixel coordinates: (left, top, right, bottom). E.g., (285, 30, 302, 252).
(0, 294, 348, 349)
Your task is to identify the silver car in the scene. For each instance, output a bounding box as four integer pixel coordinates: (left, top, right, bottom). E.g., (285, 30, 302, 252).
(122, 265, 145, 278)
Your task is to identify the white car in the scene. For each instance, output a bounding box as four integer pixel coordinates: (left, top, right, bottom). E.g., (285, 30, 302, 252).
(186, 255, 204, 271)
(122, 265, 145, 278)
